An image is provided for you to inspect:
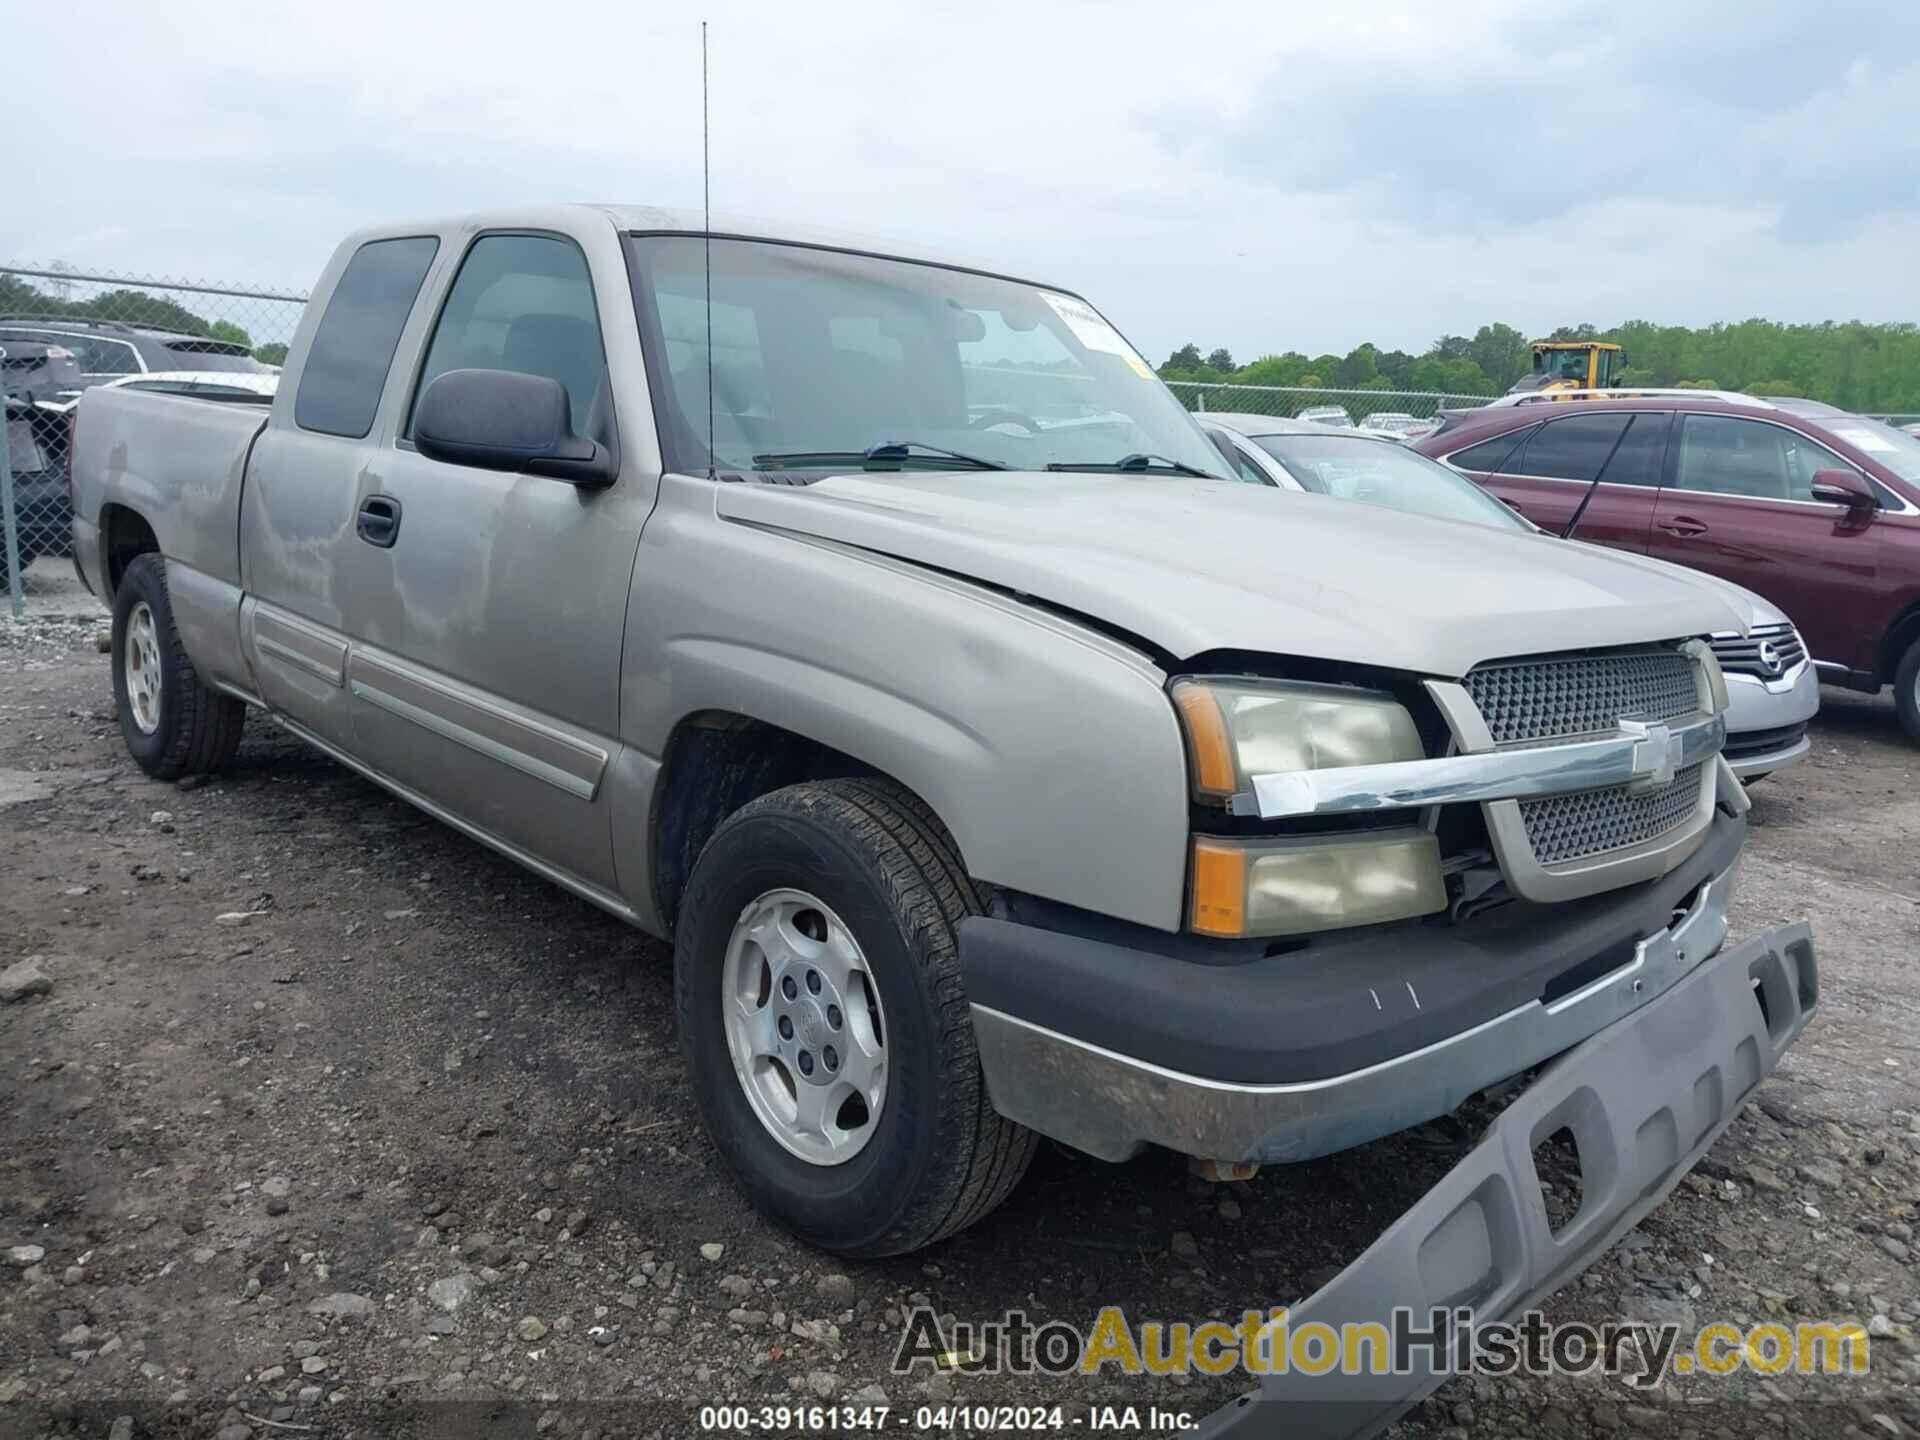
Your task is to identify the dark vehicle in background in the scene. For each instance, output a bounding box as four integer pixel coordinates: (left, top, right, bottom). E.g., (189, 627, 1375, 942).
(0, 315, 271, 390)
(1, 336, 85, 403)
(0, 320, 272, 581)
(1416, 393, 1920, 743)
(2, 339, 87, 583)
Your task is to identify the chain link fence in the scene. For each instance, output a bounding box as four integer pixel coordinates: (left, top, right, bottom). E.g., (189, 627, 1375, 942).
(1, 263, 308, 616)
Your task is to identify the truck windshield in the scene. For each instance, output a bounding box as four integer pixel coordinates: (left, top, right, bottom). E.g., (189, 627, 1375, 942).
(624, 234, 1226, 479)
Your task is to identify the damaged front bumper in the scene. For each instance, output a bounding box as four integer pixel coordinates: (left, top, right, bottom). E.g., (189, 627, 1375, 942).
(1191, 920, 1817, 1440)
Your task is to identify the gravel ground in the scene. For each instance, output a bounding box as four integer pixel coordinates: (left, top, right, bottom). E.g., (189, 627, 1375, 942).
(2, 557, 1917, 1440)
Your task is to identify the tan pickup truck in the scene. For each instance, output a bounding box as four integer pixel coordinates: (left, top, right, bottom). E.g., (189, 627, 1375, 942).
(70, 205, 1816, 1436)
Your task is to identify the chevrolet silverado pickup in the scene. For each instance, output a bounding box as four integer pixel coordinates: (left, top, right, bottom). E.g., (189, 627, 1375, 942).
(70, 207, 1816, 1437)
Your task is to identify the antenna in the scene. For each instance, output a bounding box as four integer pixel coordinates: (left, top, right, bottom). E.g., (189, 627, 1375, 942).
(702, 20, 715, 480)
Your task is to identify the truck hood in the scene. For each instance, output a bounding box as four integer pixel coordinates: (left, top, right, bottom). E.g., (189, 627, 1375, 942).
(716, 473, 1750, 677)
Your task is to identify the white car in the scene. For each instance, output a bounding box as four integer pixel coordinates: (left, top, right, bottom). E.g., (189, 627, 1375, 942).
(101, 370, 279, 402)
(1200, 412, 1817, 778)
(1356, 410, 1426, 439)
(1293, 403, 1353, 428)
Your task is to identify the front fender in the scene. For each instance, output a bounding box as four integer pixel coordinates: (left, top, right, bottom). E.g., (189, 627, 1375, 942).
(619, 483, 1192, 932)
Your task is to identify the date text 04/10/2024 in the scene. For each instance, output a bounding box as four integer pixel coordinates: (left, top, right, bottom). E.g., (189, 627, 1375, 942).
(697, 1404, 1198, 1431)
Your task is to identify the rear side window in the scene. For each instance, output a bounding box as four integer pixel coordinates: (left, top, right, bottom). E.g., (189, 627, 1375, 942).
(1514, 413, 1631, 482)
(1595, 413, 1668, 487)
(295, 236, 439, 438)
(1448, 425, 1535, 474)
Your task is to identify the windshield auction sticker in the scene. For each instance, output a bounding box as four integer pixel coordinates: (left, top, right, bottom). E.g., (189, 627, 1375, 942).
(1040, 291, 1151, 373)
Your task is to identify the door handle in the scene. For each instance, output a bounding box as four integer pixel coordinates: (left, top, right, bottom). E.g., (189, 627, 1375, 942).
(356, 494, 402, 548)
(1659, 515, 1708, 537)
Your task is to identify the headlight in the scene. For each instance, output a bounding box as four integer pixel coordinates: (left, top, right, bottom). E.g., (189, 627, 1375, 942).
(1170, 677, 1426, 803)
(1189, 829, 1446, 938)
(1171, 677, 1444, 938)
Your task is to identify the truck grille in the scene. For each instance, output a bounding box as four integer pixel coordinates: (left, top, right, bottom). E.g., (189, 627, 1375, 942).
(1463, 646, 1708, 874)
(1464, 646, 1700, 745)
(1708, 624, 1806, 679)
(1521, 764, 1705, 865)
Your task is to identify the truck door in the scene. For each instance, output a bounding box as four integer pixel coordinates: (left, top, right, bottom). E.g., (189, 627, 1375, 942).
(1647, 413, 1881, 669)
(331, 230, 654, 896)
(240, 235, 443, 754)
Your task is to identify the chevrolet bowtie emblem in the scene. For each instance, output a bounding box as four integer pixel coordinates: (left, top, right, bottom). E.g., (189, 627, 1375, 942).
(1620, 717, 1684, 793)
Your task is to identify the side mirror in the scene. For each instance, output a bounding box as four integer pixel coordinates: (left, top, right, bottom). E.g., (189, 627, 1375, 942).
(1808, 467, 1876, 517)
(413, 368, 615, 487)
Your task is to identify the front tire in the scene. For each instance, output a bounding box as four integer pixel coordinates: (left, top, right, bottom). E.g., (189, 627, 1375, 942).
(674, 778, 1036, 1256)
(111, 553, 247, 780)
(1896, 636, 1920, 747)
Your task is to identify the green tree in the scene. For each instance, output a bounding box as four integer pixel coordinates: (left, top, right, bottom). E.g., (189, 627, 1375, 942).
(1335, 343, 1380, 388)
(1204, 347, 1235, 372)
(1466, 324, 1532, 391)
(1158, 312, 1920, 411)
(209, 320, 253, 349)
(254, 342, 289, 366)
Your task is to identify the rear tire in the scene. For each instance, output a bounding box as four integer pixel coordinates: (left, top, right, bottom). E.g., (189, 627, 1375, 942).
(674, 777, 1036, 1257)
(1896, 637, 1920, 747)
(111, 553, 247, 780)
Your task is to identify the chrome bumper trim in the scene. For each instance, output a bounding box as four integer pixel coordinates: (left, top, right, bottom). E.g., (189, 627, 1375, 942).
(971, 866, 1736, 1165)
(1236, 710, 1725, 821)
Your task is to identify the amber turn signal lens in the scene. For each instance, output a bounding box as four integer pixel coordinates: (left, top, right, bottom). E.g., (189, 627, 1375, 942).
(1172, 682, 1238, 798)
(1189, 837, 1249, 937)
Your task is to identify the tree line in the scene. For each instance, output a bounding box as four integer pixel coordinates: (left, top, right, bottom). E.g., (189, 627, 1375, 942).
(0, 272, 289, 365)
(1160, 318, 1920, 413)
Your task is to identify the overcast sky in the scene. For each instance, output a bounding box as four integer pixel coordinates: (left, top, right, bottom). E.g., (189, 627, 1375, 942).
(11, 0, 1919, 362)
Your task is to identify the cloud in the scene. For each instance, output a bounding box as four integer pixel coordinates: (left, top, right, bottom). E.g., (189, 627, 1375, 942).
(8, 0, 1919, 365)
(1172, 0, 1920, 239)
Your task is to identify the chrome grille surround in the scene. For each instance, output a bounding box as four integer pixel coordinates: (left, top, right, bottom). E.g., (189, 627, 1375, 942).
(1708, 623, 1807, 681)
(1445, 643, 1721, 903)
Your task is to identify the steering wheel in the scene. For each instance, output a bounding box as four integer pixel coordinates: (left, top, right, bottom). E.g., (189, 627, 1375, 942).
(968, 409, 1045, 435)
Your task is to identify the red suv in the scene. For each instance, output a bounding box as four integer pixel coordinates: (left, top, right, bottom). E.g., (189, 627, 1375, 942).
(1415, 394, 1920, 743)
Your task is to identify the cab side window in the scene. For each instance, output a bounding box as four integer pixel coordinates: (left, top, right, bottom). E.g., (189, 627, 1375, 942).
(413, 234, 606, 437)
(1672, 416, 1853, 503)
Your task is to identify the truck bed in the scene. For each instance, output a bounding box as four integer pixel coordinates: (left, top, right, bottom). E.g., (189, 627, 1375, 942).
(72, 384, 268, 598)
(71, 384, 270, 701)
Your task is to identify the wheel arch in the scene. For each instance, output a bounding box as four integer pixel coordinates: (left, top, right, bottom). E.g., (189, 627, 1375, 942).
(648, 709, 959, 938)
(98, 502, 160, 599)
(1876, 597, 1920, 684)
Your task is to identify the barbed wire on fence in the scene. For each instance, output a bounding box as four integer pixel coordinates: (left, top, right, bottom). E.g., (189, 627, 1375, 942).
(1, 262, 310, 614)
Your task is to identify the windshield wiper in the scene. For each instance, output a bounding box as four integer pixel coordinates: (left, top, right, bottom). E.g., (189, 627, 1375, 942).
(1046, 453, 1217, 479)
(751, 442, 1007, 472)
